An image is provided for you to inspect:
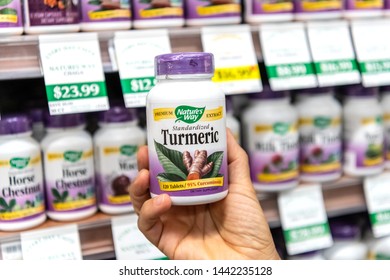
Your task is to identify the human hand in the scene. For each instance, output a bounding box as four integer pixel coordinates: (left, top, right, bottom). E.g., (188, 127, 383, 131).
(129, 129, 280, 260)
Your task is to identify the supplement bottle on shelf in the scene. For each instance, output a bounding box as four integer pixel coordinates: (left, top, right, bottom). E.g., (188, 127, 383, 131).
(244, 0, 293, 23)
(343, 85, 384, 177)
(381, 86, 390, 169)
(343, 0, 384, 19)
(0, 0, 23, 35)
(226, 96, 241, 145)
(294, 0, 343, 21)
(80, 0, 132, 31)
(365, 228, 390, 259)
(295, 87, 342, 182)
(146, 52, 228, 205)
(242, 86, 299, 192)
(0, 115, 46, 231)
(41, 113, 97, 221)
(24, 0, 80, 34)
(323, 218, 368, 260)
(132, 0, 184, 29)
(93, 106, 146, 215)
(185, 0, 241, 26)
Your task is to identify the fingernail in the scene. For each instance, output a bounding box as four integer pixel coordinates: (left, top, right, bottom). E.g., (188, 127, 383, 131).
(154, 195, 164, 206)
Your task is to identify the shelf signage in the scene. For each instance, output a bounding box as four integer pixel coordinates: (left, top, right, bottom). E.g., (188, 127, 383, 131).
(114, 29, 171, 108)
(278, 184, 333, 256)
(39, 33, 109, 115)
(201, 24, 262, 95)
(1, 241, 22, 260)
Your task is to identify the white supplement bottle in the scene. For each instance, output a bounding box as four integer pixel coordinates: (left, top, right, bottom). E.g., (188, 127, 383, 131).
(365, 228, 390, 259)
(343, 85, 384, 177)
(296, 87, 342, 182)
(94, 106, 146, 215)
(41, 113, 97, 221)
(343, 0, 384, 19)
(244, 0, 293, 23)
(242, 86, 299, 192)
(381, 86, 390, 169)
(0, 115, 46, 231)
(226, 96, 241, 145)
(294, 0, 343, 21)
(146, 52, 228, 205)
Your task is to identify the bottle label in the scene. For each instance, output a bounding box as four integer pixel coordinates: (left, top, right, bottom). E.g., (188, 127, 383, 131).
(0, 152, 45, 222)
(299, 117, 342, 176)
(250, 0, 293, 14)
(344, 116, 384, 169)
(248, 122, 299, 185)
(26, 0, 79, 26)
(294, 0, 343, 13)
(346, 0, 383, 10)
(44, 149, 96, 212)
(96, 144, 140, 207)
(148, 102, 228, 197)
(132, 0, 183, 20)
(0, 0, 22, 28)
(80, 0, 131, 23)
(185, 0, 240, 19)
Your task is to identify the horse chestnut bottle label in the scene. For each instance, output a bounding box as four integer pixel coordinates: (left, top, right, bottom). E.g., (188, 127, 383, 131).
(146, 52, 228, 206)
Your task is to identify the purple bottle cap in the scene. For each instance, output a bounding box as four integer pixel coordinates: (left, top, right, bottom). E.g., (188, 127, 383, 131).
(343, 85, 379, 97)
(249, 85, 288, 99)
(155, 52, 214, 76)
(29, 108, 45, 123)
(0, 114, 32, 135)
(330, 220, 361, 239)
(44, 112, 85, 128)
(99, 106, 137, 123)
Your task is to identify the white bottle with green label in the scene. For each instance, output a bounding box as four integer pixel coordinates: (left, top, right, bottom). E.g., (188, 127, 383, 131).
(0, 115, 46, 231)
(296, 87, 342, 182)
(146, 52, 228, 205)
(41, 113, 97, 221)
(343, 85, 384, 177)
(381, 86, 390, 169)
(94, 106, 146, 215)
(242, 86, 299, 192)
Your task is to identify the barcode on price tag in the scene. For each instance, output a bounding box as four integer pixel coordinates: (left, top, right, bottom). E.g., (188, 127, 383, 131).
(351, 19, 390, 87)
(260, 22, 318, 91)
(364, 173, 390, 238)
(201, 24, 262, 95)
(21, 224, 82, 260)
(39, 33, 109, 115)
(1, 241, 23, 260)
(114, 29, 171, 108)
(278, 184, 333, 256)
(307, 20, 361, 87)
(111, 214, 167, 260)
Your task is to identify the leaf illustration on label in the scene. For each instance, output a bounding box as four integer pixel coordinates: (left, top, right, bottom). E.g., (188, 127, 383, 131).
(120, 145, 137, 156)
(0, 8, 17, 14)
(157, 173, 186, 182)
(273, 122, 290, 135)
(154, 140, 187, 180)
(202, 151, 224, 179)
(175, 105, 205, 124)
(64, 151, 83, 162)
(0, 0, 13, 7)
(10, 157, 30, 169)
(314, 117, 331, 129)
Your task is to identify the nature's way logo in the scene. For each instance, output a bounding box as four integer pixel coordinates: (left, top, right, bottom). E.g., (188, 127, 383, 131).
(120, 145, 137, 156)
(64, 151, 83, 162)
(10, 157, 30, 169)
(175, 105, 205, 124)
(314, 117, 331, 129)
(273, 122, 290, 135)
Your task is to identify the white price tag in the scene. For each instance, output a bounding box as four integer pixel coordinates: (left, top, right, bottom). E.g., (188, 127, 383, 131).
(351, 19, 390, 87)
(21, 224, 82, 260)
(278, 184, 333, 256)
(1, 241, 23, 260)
(364, 173, 390, 238)
(39, 33, 109, 115)
(201, 24, 262, 95)
(111, 214, 166, 260)
(307, 20, 361, 87)
(259, 22, 318, 91)
(114, 29, 172, 108)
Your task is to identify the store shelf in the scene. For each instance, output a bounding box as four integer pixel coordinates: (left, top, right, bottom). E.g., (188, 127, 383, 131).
(0, 175, 367, 259)
(0, 26, 262, 81)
